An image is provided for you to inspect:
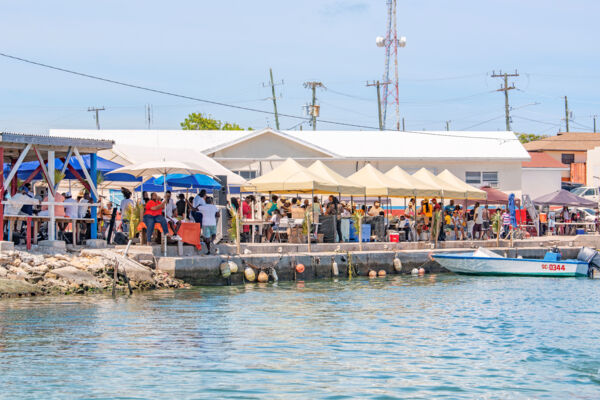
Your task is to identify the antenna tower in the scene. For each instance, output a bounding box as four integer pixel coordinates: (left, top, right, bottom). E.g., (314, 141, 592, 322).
(376, 0, 406, 131)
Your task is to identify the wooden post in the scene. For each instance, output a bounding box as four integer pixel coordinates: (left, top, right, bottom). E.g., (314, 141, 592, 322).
(0, 146, 4, 242)
(48, 150, 56, 241)
(307, 209, 311, 253)
(26, 217, 32, 250)
(90, 153, 98, 239)
(236, 205, 241, 255)
(358, 214, 363, 251)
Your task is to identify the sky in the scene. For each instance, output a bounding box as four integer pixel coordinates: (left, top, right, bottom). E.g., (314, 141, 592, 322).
(0, 0, 599, 134)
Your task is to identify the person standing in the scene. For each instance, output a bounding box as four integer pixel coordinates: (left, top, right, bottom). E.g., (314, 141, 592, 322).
(472, 202, 483, 240)
(191, 189, 207, 224)
(164, 191, 182, 241)
(241, 196, 253, 242)
(198, 197, 220, 254)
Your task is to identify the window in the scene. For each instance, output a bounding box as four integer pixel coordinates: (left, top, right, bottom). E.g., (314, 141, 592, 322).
(482, 171, 499, 186)
(465, 171, 481, 185)
(466, 171, 498, 187)
(234, 170, 257, 180)
(561, 153, 575, 164)
(584, 188, 596, 196)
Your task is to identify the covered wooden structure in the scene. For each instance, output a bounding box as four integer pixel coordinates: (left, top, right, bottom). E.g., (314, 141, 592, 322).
(0, 133, 114, 242)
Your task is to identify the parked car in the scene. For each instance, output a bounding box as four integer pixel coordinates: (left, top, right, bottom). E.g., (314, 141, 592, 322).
(562, 182, 583, 191)
(570, 186, 600, 203)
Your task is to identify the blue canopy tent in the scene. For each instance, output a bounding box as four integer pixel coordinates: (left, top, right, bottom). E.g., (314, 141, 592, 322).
(134, 178, 174, 192)
(5, 155, 140, 183)
(153, 173, 221, 190)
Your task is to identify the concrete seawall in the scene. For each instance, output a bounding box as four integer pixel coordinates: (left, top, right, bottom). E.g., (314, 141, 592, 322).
(157, 246, 584, 286)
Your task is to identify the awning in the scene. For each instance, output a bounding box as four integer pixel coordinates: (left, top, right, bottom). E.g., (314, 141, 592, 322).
(242, 158, 339, 194)
(436, 169, 487, 200)
(533, 189, 597, 207)
(412, 168, 465, 199)
(347, 164, 414, 197)
(384, 166, 442, 198)
(307, 160, 365, 195)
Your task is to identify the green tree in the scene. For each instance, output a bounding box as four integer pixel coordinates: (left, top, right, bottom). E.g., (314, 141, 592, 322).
(517, 133, 547, 144)
(180, 112, 250, 130)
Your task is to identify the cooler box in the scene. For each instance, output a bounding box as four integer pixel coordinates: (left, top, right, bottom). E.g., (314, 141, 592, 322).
(361, 224, 371, 242)
(576, 228, 586, 235)
(389, 232, 400, 242)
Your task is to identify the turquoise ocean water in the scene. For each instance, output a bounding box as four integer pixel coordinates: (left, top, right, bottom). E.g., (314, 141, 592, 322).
(1, 275, 599, 399)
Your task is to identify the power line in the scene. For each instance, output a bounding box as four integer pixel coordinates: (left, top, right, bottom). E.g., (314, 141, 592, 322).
(0, 52, 378, 130)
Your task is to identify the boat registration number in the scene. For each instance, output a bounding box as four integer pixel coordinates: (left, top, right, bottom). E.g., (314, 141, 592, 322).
(541, 263, 566, 271)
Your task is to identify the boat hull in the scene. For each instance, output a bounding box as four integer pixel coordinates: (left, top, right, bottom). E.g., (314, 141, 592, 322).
(433, 253, 589, 277)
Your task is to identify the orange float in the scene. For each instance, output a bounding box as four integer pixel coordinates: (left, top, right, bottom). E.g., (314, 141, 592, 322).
(296, 263, 305, 274)
(368, 270, 377, 279)
(378, 269, 386, 277)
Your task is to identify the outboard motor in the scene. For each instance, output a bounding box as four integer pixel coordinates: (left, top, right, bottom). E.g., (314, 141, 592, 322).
(577, 247, 600, 278)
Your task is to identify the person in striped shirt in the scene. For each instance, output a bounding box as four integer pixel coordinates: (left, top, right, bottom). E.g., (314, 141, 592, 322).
(501, 209, 511, 238)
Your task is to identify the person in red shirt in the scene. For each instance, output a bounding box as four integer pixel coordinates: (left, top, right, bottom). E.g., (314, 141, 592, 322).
(241, 196, 253, 242)
(143, 192, 171, 243)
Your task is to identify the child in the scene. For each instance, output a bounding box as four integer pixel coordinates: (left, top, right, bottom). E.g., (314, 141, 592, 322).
(267, 209, 282, 242)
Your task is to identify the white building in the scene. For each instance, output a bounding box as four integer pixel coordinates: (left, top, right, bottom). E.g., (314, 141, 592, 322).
(50, 128, 529, 194)
(521, 152, 569, 199)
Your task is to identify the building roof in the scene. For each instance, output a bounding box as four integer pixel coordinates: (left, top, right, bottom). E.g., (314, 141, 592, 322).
(522, 152, 569, 169)
(50, 128, 530, 162)
(523, 132, 600, 152)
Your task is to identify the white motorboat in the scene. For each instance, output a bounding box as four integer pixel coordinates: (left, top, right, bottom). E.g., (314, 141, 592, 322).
(432, 247, 591, 277)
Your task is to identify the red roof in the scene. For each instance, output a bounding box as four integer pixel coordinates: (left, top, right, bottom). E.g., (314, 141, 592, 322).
(522, 152, 568, 169)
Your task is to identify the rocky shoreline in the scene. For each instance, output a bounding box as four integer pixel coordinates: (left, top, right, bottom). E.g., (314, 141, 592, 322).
(0, 248, 189, 298)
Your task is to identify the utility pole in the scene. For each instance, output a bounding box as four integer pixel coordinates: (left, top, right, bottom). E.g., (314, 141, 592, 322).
(491, 70, 519, 131)
(401, 117, 405, 131)
(445, 120, 451, 131)
(87, 107, 105, 130)
(564, 96, 570, 132)
(303, 81, 324, 130)
(593, 115, 597, 133)
(262, 68, 283, 130)
(145, 104, 153, 129)
(366, 80, 389, 130)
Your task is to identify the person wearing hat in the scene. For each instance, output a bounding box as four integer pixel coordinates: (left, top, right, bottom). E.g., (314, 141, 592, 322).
(64, 192, 78, 219)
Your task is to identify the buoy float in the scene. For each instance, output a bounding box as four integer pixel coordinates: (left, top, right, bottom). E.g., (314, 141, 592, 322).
(270, 267, 279, 282)
(296, 263, 305, 274)
(393, 256, 402, 272)
(332, 260, 339, 276)
(368, 270, 377, 279)
(228, 260, 238, 274)
(220, 262, 231, 278)
(418, 267, 426, 275)
(378, 269, 386, 277)
(244, 267, 256, 282)
(258, 270, 269, 283)
(411, 268, 419, 275)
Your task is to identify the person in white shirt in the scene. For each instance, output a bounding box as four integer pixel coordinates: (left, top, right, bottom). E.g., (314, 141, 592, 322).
(78, 192, 91, 218)
(163, 191, 181, 240)
(5, 185, 36, 216)
(191, 189, 207, 224)
(64, 192, 79, 219)
(197, 196, 219, 254)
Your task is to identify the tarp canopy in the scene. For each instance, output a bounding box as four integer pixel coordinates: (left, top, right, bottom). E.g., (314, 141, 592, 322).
(347, 164, 414, 197)
(99, 144, 246, 186)
(436, 169, 487, 200)
(412, 168, 466, 199)
(242, 158, 339, 194)
(307, 160, 365, 195)
(533, 189, 597, 207)
(5, 155, 140, 183)
(154, 173, 221, 190)
(384, 166, 442, 197)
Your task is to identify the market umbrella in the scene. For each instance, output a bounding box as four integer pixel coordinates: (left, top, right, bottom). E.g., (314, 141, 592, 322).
(154, 173, 221, 190)
(533, 189, 597, 207)
(110, 160, 215, 194)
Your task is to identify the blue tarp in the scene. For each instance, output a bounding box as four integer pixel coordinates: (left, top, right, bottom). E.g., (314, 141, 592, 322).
(4, 155, 140, 182)
(508, 193, 517, 228)
(153, 174, 221, 190)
